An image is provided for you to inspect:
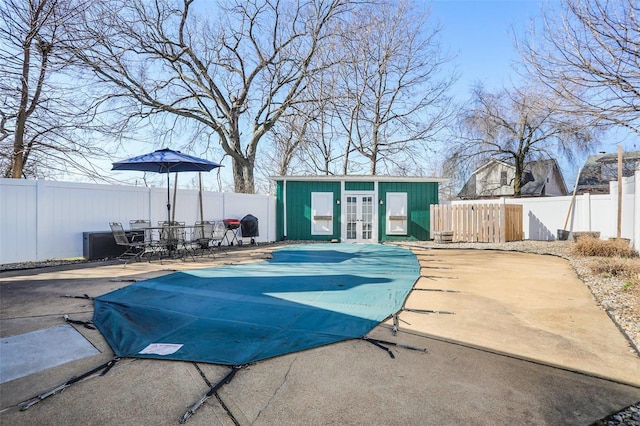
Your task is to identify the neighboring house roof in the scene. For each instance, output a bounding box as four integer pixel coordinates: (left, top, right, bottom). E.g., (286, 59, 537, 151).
(521, 159, 568, 196)
(457, 158, 568, 199)
(457, 174, 478, 199)
(576, 151, 640, 194)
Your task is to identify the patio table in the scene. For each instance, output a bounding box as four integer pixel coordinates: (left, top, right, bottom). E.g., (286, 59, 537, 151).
(142, 224, 197, 260)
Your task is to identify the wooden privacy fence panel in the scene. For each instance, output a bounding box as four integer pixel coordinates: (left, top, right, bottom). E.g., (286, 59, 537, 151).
(430, 204, 523, 243)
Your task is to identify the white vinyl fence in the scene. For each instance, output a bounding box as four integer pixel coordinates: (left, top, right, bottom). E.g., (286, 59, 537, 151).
(0, 179, 276, 264)
(450, 168, 640, 251)
(2, 169, 638, 264)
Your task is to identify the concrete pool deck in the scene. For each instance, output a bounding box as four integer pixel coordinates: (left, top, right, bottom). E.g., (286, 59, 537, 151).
(0, 243, 638, 425)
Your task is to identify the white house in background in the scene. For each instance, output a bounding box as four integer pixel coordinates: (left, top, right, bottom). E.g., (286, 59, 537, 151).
(457, 158, 568, 199)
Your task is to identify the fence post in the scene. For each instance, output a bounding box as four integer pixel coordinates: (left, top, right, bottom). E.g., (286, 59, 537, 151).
(222, 192, 227, 220)
(35, 179, 47, 261)
(500, 204, 506, 242)
(635, 165, 640, 250)
(429, 205, 434, 239)
(582, 193, 591, 232)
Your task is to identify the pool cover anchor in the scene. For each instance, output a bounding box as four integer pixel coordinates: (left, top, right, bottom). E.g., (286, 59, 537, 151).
(365, 338, 395, 359)
(389, 311, 414, 335)
(60, 293, 95, 300)
(179, 366, 241, 424)
(19, 358, 118, 411)
(402, 307, 455, 315)
(63, 314, 96, 330)
(364, 337, 428, 358)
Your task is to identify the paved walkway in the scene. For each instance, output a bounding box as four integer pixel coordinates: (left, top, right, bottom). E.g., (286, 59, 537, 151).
(0, 244, 638, 425)
(399, 247, 640, 386)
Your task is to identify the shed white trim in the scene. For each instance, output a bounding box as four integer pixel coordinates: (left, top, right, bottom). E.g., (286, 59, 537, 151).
(270, 175, 446, 183)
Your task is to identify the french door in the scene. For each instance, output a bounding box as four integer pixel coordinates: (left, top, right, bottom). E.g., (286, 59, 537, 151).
(344, 193, 375, 242)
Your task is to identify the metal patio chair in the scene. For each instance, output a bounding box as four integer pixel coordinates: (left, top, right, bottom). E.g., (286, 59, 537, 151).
(159, 221, 192, 260)
(211, 220, 228, 255)
(193, 221, 216, 257)
(109, 222, 147, 265)
(129, 219, 160, 260)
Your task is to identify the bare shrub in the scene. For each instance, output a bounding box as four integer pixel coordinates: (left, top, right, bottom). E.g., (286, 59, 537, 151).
(590, 256, 640, 277)
(571, 235, 638, 258)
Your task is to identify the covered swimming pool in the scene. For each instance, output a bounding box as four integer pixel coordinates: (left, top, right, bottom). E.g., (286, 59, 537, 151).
(93, 243, 420, 365)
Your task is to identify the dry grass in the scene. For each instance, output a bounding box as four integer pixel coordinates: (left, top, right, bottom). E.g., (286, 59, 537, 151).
(571, 235, 639, 258)
(589, 257, 640, 289)
(572, 235, 640, 291)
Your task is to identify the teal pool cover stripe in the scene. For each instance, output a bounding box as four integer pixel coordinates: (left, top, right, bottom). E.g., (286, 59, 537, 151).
(93, 244, 419, 365)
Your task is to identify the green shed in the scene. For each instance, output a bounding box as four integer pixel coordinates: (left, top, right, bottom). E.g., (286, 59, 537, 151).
(270, 176, 443, 243)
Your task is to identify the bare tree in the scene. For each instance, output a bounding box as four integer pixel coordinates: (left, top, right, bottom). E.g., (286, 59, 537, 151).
(452, 84, 600, 197)
(260, 27, 356, 178)
(71, 0, 351, 193)
(520, 0, 640, 135)
(262, 112, 312, 177)
(334, 0, 455, 175)
(0, 0, 113, 179)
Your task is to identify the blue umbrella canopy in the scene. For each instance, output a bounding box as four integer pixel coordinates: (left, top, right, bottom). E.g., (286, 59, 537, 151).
(112, 148, 222, 222)
(112, 148, 221, 173)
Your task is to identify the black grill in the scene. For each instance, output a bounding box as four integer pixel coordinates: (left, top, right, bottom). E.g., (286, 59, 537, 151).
(241, 214, 259, 238)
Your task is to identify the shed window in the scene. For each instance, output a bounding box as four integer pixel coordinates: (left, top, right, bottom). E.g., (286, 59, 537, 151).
(386, 192, 407, 235)
(311, 192, 334, 235)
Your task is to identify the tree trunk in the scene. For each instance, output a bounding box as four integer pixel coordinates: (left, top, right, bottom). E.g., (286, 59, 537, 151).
(513, 157, 524, 197)
(342, 137, 351, 175)
(369, 124, 379, 175)
(369, 151, 377, 175)
(232, 157, 256, 194)
(11, 35, 32, 178)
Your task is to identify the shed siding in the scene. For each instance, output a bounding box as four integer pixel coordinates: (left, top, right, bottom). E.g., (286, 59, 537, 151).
(345, 181, 374, 191)
(277, 179, 439, 242)
(378, 182, 438, 241)
(277, 181, 341, 241)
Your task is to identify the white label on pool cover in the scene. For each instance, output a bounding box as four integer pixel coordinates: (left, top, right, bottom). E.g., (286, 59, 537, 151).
(139, 343, 183, 355)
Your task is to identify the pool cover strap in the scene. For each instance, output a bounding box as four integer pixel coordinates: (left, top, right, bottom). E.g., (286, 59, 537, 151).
(180, 366, 240, 424)
(19, 358, 118, 411)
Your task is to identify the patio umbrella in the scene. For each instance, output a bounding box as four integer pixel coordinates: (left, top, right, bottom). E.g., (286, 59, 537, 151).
(112, 148, 222, 223)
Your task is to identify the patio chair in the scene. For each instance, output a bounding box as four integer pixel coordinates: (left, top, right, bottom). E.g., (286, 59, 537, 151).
(109, 222, 147, 265)
(211, 220, 228, 255)
(129, 219, 152, 243)
(129, 219, 151, 232)
(129, 219, 161, 259)
(159, 221, 191, 260)
(193, 221, 215, 257)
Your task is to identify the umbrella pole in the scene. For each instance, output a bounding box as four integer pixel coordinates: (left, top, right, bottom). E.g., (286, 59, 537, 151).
(199, 172, 204, 223)
(172, 173, 178, 222)
(167, 172, 171, 224)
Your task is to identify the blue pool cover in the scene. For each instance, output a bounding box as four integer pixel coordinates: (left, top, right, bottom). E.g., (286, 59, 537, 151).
(93, 243, 419, 365)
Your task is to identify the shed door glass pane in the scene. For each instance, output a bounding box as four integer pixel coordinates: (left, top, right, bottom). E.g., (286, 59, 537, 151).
(346, 196, 357, 240)
(362, 196, 373, 240)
